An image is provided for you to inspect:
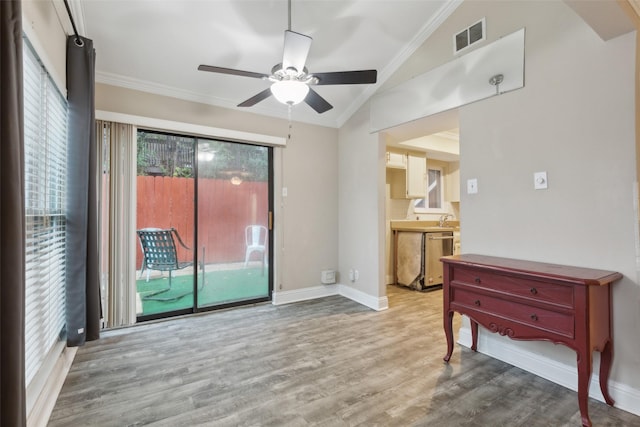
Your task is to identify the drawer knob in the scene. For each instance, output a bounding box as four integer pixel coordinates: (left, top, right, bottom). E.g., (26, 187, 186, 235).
(530, 287, 538, 295)
(530, 314, 538, 321)
(474, 300, 481, 306)
(474, 277, 481, 284)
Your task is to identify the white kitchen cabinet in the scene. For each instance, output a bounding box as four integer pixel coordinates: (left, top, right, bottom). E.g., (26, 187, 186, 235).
(388, 153, 426, 199)
(386, 151, 406, 169)
(406, 153, 426, 198)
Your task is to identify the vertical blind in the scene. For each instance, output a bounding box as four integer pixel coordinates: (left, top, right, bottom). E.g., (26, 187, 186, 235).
(98, 121, 138, 328)
(23, 38, 68, 386)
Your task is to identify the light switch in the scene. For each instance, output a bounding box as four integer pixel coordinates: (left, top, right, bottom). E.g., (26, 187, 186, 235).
(534, 172, 548, 190)
(467, 178, 478, 194)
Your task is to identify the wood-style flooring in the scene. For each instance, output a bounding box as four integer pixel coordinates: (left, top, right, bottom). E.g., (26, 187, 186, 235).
(48, 285, 640, 426)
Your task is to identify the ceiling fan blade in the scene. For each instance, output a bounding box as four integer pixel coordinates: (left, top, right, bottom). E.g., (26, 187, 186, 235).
(312, 70, 378, 85)
(198, 64, 269, 80)
(282, 30, 312, 73)
(304, 88, 333, 114)
(238, 88, 273, 107)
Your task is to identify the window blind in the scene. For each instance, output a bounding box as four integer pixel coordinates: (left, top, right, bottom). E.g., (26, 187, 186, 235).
(23, 38, 68, 387)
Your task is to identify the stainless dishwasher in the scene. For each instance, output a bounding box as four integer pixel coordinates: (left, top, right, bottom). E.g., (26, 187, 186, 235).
(395, 230, 454, 290)
(424, 232, 454, 287)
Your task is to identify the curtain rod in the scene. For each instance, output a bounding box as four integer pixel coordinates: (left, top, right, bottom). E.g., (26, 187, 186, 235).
(63, 0, 83, 46)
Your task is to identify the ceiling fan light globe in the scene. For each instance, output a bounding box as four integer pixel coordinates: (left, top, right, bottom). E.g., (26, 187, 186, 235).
(271, 80, 309, 105)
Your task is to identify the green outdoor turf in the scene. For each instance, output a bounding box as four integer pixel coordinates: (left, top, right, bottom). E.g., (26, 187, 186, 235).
(137, 267, 269, 316)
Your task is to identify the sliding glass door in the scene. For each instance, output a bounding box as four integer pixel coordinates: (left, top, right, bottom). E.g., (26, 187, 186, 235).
(134, 130, 272, 321)
(135, 131, 196, 319)
(196, 140, 271, 309)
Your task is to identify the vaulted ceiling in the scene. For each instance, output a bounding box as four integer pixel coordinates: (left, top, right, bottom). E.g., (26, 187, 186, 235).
(69, 0, 635, 131)
(72, 0, 460, 128)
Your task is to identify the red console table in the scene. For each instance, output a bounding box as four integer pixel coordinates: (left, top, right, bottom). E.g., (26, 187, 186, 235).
(441, 254, 622, 427)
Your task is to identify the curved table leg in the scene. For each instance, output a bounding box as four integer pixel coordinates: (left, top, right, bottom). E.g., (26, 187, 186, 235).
(599, 339, 615, 406)
(577, 350, 593, 427)
(470, 319, 478, 352)
(443, 310, 454, 362)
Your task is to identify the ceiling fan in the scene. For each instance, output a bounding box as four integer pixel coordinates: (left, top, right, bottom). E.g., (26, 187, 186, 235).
(198, 0, 377, 114)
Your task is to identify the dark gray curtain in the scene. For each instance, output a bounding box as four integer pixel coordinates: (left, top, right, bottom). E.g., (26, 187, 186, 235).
(0, 1, 26, 425)
(66, 35, 100, 346)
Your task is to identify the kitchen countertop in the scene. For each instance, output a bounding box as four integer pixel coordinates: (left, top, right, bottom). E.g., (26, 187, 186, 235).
(390, 220, 457, 232)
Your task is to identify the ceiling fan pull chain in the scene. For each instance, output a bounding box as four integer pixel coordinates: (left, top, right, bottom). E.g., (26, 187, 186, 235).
(287, 104, 293, 141)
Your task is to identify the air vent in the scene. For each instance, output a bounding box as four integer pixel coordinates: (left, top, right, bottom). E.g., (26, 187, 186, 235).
(454, 18, 486, 54)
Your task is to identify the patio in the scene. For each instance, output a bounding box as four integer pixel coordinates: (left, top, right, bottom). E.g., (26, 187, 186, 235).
(135, 262, 269, 316)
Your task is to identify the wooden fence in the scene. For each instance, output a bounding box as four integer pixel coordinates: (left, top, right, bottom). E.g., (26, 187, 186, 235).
(136, 176, 268, 268)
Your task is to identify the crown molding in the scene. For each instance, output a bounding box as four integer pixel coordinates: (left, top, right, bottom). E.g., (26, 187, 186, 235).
(336, 0, 463, 128)
(96, 71, 236, 108)
(95, 71, 338, 128)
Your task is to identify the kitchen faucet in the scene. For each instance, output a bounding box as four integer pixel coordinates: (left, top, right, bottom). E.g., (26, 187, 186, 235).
(439, 214, 451, 227)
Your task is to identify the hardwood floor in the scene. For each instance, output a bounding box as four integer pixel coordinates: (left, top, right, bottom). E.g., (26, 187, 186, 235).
(48, 285, 639, 426)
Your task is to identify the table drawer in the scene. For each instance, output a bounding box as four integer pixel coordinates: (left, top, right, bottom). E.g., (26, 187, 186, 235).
(451, 287, 575, 338)
(451, 267, 574, 308)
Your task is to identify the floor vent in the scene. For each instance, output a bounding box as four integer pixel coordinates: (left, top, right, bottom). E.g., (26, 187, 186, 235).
(454, 18, 485, 54)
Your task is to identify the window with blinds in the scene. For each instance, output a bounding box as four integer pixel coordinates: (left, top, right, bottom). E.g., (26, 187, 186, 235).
(23, 38, 68, 387)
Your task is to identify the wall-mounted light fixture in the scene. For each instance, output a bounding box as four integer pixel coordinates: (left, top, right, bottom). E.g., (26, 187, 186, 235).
(489, 73, 504, 94)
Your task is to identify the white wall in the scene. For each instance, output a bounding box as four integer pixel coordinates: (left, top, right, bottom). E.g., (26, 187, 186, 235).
(340, 0, 639, 415)
(276, 118, 340, 293)
(338, 106, 388, 308)
(458, 0, 639, 397)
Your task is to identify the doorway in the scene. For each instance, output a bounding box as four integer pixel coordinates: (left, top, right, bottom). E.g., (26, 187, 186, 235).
(383, 109, 460, 286)
(135, 130, 273, 321)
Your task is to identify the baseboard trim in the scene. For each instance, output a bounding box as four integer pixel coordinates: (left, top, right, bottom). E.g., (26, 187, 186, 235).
(338, 284, 389, 311)
(458, 325, 640, 417)
(272, 283, 389, 311)
(27, 344, 77, 427)
(272, 284, 339, 305)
